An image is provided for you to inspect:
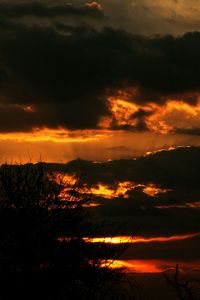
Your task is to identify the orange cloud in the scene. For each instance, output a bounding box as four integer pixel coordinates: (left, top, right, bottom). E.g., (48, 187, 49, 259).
(73, 181, 170, 199)
(108, 97, 139, 126)
(146, 100, 200, 134)
(142, 184, 171, 197)
(99, 93, 200, 135)
(79, 181, 133, 199)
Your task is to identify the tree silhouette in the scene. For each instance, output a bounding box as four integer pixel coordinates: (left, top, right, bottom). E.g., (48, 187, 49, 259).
(0, 163, 132, 300)
(164, 265, 200, 300)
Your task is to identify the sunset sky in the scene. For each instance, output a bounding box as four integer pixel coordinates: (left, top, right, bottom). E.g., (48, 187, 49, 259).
(1, 0, 200, 162)
(1, 0, 200, 284)
(58, 146, 200, 277)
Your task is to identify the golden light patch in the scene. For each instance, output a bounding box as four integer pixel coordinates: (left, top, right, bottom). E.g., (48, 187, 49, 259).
(145, 146, 178, 156)
(80, 181, 134, 199)
(84, 236, 134, 244)
(79, 182, 170, 198)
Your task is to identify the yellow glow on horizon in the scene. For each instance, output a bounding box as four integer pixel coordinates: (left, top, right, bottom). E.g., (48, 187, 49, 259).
(0, 97, 199, 153)
(145, 146, 179, 156)
(0, 128, 113, 143)
(84, 232, 200, 244)
(0, 97, 200, 149)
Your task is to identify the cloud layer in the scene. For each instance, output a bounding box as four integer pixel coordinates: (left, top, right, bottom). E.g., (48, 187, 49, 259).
(42, 146, 200, 261)
(1, 2, 200, 133)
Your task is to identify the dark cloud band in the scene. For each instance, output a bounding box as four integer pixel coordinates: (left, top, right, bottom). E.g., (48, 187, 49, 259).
(0, 2, 200, 131)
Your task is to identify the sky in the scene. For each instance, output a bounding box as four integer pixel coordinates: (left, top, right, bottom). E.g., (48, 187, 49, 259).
(0, 0, 200, 284)
(1, 0, 200, 162)
(58, 146, 200, 279)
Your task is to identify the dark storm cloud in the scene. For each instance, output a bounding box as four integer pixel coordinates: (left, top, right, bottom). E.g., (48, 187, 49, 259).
(65, 147, 200, 188)
(47, 146, 199, 235)
(1, 2, 200, 131)
(91, 189, 200, 235)
(0, 2, 104, 18)
(0, 104, 38, 132)
(129, 109, 152, 132)
(176, 128, 200, 136)
(99, 0, 200, 36)
(122, 235, 200, 261)
(64, 147, 200, 237)
(47, 150, 200, 268)
(19, 146, 200, 261)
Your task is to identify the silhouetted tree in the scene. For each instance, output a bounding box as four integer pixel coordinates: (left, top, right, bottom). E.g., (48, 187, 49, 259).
(164, 265, 200, 300)
(0, 163, 133, 300)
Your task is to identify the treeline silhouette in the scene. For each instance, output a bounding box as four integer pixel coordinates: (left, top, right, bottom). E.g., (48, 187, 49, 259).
(0, 163, 132, 300)
(164, 265, 200, 300)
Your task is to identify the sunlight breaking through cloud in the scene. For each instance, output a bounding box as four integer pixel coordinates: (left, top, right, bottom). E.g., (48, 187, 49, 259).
(84, 233, 200, 244)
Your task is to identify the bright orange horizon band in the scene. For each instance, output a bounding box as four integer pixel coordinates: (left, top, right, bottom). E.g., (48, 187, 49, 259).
(84, 232, 200, 244)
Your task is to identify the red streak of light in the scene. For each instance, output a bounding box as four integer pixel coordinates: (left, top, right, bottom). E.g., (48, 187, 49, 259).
(105, 260, 200, 273)
(84, 233, 200, 244)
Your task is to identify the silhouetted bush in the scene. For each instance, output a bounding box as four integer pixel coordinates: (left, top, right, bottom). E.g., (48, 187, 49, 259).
(0, 163, 131, 300)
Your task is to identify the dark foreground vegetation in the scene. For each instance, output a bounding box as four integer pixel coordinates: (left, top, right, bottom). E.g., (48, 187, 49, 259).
(0, 164, 133, 300)
(0, 163, 199, 300)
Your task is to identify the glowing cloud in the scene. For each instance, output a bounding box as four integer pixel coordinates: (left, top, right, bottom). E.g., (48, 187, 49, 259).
(142, 184, 171, 197)
(80, 181, 133, 199)
(108, 97, 139, 126)
(146, 100, 200, 134)
(99, 94, 200, 135)
(104, 259, 200, 273)
(84, 233, 200, 244)
(77, 181, 170, 199)
(103, 260, 163, 273)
